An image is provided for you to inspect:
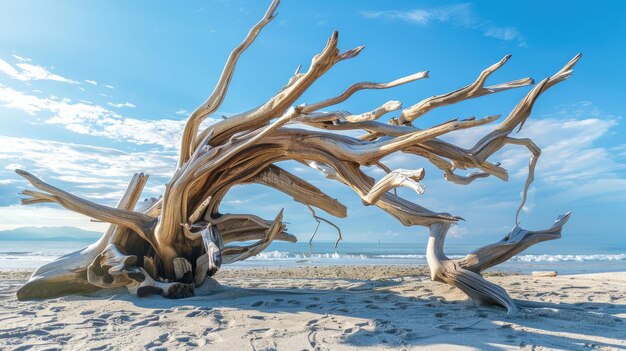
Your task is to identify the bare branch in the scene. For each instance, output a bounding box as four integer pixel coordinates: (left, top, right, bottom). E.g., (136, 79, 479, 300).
(399, 55, 533, 125)
(306, 205, 343, 249)
(251, 165, 347, 218)
(178, 0, 280, 166)
(303, 71, 429, 114)
(16, 169, 155, 242)
(197, 31, 366, 147)
(363, 169, 425, 205)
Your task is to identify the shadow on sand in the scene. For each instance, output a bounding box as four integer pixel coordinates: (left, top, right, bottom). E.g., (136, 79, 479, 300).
(95, 276, 626, 351)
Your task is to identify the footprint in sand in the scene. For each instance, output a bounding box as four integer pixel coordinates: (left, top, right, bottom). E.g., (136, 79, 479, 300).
(112, 314, 133, 322)
(17, 311, 36, 316)
(86, 318, 108, 328)
(144, 333, 169, 349)
(131, 314, 160, 327)
(42, 323, 66, 332)
(185, 310, 211, 318)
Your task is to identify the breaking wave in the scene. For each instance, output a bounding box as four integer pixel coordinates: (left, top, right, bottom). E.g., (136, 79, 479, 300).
(246, 251, 626, 262)
(512, 254, 626, 262)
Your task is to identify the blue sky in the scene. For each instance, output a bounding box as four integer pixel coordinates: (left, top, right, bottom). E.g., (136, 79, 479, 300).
(0, 0, 625, 248)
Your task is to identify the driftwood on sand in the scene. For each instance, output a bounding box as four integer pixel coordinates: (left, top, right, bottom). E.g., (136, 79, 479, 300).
(15, 0, 578, 314)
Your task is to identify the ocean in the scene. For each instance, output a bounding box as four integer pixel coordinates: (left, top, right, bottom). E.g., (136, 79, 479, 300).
(1, 240, 624, 275)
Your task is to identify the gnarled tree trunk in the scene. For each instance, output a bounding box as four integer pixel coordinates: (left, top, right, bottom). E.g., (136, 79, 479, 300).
(16, 0, 578, 314)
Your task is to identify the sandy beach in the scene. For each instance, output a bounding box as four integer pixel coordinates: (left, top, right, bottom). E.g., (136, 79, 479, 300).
(0, 266, 624, 351)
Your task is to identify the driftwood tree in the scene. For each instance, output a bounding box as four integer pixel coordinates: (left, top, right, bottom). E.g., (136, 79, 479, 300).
(16, 0, 578, 314)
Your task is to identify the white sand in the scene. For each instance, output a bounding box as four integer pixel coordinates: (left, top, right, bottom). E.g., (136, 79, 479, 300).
(0, 266, 624, 350)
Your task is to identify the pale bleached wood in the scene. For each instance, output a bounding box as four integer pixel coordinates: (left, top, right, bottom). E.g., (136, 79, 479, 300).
(194, 254, 210, 286)
(363, 168, 425, 205)
(426, 213, 570, 314)
(532, 271, 558, 277)
(201, 224, 223, 277)
(222, 210, 284, 264)
(398, 55, 533, 125)
(306, 205, 342, 249)
(173, 257, 192, 282)
(212, 213, 296, 243)
(143, 256, 157, 279)
(17, 173, 148, 300)
(251, 164, 347, 218)
(178, 0, 280, 166)
(15, 0, 581, 313)
(87, 244, 138, 288)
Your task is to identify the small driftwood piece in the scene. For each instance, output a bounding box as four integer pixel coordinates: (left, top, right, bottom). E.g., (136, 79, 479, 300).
(532, 271, 558, 278)
(15, 0, 578, 314)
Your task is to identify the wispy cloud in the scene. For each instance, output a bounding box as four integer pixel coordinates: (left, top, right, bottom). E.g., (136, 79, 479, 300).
(0, 135, 181, 230)
(11, 55, 31, 62)
(107, 101, 136, 108)
(84, 79, 98, 85)
(0, 135, 177, 201)
(0, 85, 215, 148)
(363, 4, 474, 26)
(0, 58, 78, 84)
(442, 101, 624, 201)
(611, 144, 626, 158)
(362, 3, 526, 47)
(483, 27, 524, 43)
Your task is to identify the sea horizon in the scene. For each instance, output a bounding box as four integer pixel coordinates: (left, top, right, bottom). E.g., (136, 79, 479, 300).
(2, 239, 624, 275)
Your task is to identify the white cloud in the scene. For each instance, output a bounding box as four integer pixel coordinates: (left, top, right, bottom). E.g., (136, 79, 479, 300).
(0, 58, 78, 84)
(11, 55, 31, 62)
(0, 134, 189, 230)
(441, 102, 625, 202)
(84, 79, 98, 85)
(500, 118, 624, 195)
(4, 163, 23, 170)
(611, 144, 626, 158)
(175, 109, 189, 116)
(363, 4, 473, 26)
(0, 135, 178, 203)
(484, 27, 522, 42)
(0, 85, 213, 148)
(363, 4, 526, 46)
(103, 84, 115, 89)
(107, 101, 136, 108)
